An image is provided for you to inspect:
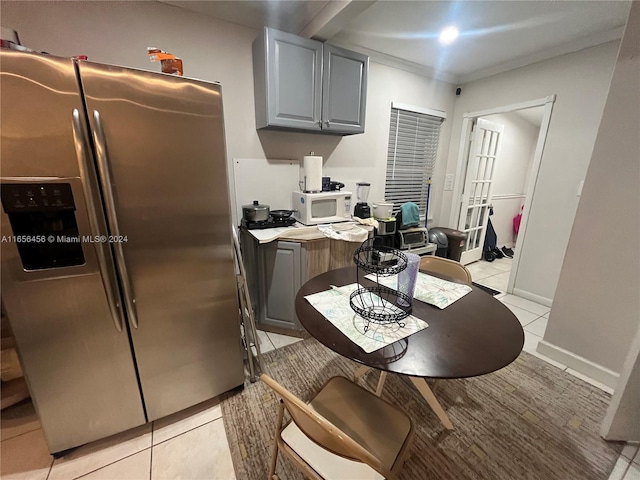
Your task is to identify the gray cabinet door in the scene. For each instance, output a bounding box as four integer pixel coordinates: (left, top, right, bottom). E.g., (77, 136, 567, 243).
(259, 241, 302, 329)
(321, 44, 368, 134)
(255, 28, 323, 131)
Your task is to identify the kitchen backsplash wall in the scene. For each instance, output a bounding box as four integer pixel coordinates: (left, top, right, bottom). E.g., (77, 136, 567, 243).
(232, 158, 299, 223)
(231, 157, 376, 225)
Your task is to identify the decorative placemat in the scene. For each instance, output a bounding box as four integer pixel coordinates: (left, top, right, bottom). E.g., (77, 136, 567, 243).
(304, 283, 428, 353)
(366, 272, 472, 309)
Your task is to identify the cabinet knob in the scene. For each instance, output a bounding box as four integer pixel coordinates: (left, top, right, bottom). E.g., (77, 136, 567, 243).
(324, 120, 330, 127)
(317, 121, 322, 127)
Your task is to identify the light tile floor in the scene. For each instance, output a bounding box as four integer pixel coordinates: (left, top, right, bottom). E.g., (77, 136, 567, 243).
(610, 444, 640, 480)
(467, 256, 513, 293)
(0, 330, 299, 480)
(1, 396, 229, 480)
(1, 322, 632, 479)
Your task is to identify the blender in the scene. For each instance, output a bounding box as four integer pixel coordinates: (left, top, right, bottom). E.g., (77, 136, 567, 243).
(353, 182, 371, 218)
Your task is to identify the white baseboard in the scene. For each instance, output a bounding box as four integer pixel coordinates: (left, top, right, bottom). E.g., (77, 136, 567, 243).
(537, 340, 620, 388)
(512, 288, 553, 307)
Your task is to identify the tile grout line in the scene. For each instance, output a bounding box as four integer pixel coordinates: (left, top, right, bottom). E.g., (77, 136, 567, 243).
(152, 415, 224, 449)
(0, 424, 43, 443)
(503, 301, 550, 321)
(149, 425, 153, 480)
(69, 449, 151, 480)
(617, 456, 632, 480)
(45, 453, 54, 480)
(259, 330, 276, 351)
(523, 314, 548, 331)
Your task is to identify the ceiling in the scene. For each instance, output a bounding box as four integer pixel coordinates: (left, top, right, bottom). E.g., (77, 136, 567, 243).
(161, 1, 331, 34)
(160, 0, 631, 84)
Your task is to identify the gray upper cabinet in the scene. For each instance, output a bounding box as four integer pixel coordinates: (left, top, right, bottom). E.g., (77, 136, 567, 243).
(253, 27, 368, 135)
(253, 28, 323, 131)
(322, 44, 368, 134)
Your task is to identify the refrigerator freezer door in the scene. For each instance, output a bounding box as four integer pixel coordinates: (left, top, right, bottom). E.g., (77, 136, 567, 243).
(0, 51, 146, 453)
(79, 62, 244, 420)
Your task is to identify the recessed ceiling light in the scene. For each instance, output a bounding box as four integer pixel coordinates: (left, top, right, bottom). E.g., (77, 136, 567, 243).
(439, 26, 459, 45)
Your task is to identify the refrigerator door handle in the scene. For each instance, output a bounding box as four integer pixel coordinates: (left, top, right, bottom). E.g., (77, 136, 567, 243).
(92, 110, 139, 329)
(72, 108, 124, 333)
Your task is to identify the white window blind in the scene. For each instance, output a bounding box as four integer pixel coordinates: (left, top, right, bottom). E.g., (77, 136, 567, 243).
(385, 106, 444, 217)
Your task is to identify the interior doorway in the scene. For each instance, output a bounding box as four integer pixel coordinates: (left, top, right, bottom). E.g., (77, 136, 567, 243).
(457, 117, 505, 265)
(449, 96, 555, 295)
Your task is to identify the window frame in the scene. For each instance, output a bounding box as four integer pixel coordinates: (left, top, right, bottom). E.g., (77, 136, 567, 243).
(384, 102, 446, 220)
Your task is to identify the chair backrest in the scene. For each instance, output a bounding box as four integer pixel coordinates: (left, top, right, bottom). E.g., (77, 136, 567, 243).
(260, 374, 395, 479)
(419, 256, 472, 285)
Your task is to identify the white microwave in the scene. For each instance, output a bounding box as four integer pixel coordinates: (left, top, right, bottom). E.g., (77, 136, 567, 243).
(292, 191, 352, 225)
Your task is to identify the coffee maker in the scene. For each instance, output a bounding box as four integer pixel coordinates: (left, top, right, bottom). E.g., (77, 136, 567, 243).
(353, 182, 371, 218)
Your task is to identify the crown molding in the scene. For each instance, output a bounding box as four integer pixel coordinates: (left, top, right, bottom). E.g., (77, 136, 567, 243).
(327, 39, 460, 84)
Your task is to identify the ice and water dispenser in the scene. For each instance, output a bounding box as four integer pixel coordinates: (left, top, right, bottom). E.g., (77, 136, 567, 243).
(1, 183, 85, 270)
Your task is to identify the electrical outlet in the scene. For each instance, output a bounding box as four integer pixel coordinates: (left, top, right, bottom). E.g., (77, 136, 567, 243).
(444, 174, 454, 191)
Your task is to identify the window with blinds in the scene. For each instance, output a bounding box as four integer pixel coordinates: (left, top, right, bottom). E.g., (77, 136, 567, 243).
(385, 105, 445, 218)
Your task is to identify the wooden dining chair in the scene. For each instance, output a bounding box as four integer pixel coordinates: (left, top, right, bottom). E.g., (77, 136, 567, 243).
(260, 374, 414, 480)
(418, 256, 472, 285)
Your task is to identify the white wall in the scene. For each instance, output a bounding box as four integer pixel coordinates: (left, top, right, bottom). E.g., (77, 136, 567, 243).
(0, 1, 456, 225)
(540, 2, 639, 376)
(478, 112, 539, 248)
(442, 41, 620, 302)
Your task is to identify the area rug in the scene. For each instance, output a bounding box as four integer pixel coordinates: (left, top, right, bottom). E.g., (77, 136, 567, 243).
(221, 338, 621, 480)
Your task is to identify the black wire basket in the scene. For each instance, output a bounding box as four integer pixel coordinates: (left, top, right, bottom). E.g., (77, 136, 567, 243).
(350, 239, 412, 331)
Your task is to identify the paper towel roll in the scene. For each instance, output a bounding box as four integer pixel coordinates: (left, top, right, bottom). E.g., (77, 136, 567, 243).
(301, 155, 322, 192)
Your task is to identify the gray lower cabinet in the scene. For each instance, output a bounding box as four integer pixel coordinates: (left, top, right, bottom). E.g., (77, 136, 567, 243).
(253, 27, 368, 135)
(257, 240, 303, 330)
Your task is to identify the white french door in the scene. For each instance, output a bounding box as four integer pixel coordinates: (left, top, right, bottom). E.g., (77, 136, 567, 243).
(457, 118, 504, 265)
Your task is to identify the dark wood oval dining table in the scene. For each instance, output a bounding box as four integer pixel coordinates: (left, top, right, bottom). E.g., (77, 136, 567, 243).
(294, 266, 525, 429)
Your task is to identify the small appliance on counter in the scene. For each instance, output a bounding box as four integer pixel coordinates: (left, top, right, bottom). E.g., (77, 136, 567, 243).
(398, 226, 429, 250)
(322, 176, 345, 192)
(376, 218, 397, 236)
(353, 182, 371, 218)
(373, 218, 396, 248)
(371, 201, 394, 219)
(372, 201, 396, 248)
(242, 216, 296, 230)
(292, 190, 352, 225)
(299, 153, 323, 192)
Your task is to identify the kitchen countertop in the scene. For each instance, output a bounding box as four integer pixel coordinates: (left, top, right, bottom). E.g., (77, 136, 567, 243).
(244, 222, 373, 244)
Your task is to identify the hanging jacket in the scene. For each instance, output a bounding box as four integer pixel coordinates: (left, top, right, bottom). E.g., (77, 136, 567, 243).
(483, 207, 497, 252)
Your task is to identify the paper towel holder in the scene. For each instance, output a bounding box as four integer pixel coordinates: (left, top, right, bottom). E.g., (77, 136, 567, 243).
(300, 151, 323, 193)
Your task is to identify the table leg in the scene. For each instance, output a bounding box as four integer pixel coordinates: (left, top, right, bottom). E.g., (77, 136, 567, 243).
(375, 371, 388, 397)
(409, 376, 454, 430)
(353, 365, 370, 382)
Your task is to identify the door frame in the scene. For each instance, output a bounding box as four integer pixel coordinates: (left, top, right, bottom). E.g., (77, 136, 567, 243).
(448, 95, 555, 295)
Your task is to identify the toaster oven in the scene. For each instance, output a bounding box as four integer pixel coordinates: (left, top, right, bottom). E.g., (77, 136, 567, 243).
(398, 227, 428, 249)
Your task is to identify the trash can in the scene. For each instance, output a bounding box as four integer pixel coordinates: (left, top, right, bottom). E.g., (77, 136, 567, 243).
(435, 227, 467, 261)
(428, 228, 448, 258)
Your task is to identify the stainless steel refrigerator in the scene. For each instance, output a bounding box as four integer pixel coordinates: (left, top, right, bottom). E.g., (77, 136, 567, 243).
(0, 50, 244, 454)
